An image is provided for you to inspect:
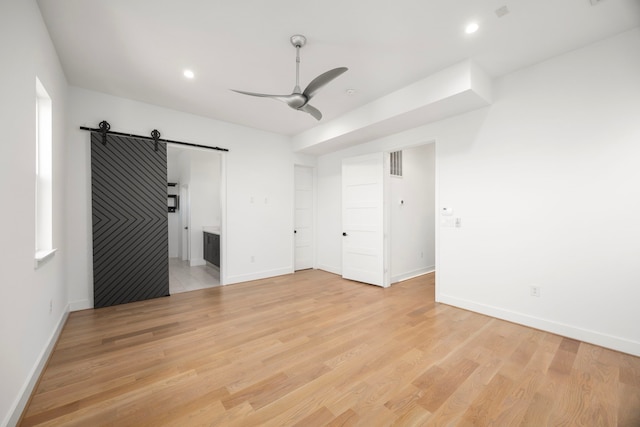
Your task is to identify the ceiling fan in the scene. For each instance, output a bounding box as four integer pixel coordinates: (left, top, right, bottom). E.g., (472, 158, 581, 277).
(231, 35, 347, 121)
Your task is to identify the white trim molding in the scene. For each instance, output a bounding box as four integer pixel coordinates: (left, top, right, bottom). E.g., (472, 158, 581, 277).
(391, 266, 435, 284)
(439, 293, 640, 357)
(34, 248, 57, 269)
(225, 267, 294, 285)
(6, 304, 69, 427)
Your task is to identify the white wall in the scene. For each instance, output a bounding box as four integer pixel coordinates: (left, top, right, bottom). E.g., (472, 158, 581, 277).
(390, 144, 435, 282)
(178, 150, 191, 260)
(66, 87, 294, 309)
(316, 28, 640, 356)
(0, 1, 69, 425)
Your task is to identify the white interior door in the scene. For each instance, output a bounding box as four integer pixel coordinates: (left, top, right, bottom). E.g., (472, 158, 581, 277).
(342, 153, 387, 287)
(294, 166, 314, 270)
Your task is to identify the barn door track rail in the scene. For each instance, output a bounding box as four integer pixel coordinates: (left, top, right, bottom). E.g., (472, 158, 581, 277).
(80, 120, 229, 152)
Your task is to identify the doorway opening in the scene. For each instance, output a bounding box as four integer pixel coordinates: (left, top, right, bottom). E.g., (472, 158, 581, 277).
(340, 141, 436, 288)
(389, 142, 436, 284)
(167, 144, 224, 293)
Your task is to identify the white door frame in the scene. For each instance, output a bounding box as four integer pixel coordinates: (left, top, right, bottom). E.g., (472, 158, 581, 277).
(171, 144, 227, 287)
(383, 151, 391, 287)
(219, 151, 227, 286)
(180, 184, 190, 262)
(385, 140, 438, 295)
(293, 165, 316, 271)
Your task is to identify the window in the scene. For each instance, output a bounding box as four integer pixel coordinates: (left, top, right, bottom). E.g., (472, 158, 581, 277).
(390, 150, 403, 177)
(35, 77, 55, 266)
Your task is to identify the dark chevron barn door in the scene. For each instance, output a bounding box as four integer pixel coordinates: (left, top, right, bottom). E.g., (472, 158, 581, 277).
(91, 133, 169, 308)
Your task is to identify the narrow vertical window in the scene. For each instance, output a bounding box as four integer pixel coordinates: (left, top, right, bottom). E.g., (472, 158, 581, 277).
(35, 77, 55, 266)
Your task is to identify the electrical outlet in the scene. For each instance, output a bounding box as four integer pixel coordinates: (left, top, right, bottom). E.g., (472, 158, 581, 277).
(530, 286, 541, 297)
(250, 255, 255, 263)
(49, 299, 53, 313)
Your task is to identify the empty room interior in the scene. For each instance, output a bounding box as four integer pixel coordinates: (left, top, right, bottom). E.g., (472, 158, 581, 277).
(2, 0, 640, 425)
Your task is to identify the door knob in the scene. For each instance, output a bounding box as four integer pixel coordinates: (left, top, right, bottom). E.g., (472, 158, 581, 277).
(184, 227, 188, 230)
(342, 232, 347, 236)
(294, 230, 297, 233)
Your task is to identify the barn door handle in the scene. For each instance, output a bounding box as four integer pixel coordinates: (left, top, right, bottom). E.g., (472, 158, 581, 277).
(342, 232, 347, 236)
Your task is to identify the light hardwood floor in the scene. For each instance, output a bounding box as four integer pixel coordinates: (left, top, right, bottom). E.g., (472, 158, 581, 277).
(20, 270, 640, 426)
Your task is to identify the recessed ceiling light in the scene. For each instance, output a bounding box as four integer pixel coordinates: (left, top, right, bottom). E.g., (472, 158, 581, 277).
(346, 89, 357, 96)
(465, 22, 479, 34)
(183, 69, 195, 79)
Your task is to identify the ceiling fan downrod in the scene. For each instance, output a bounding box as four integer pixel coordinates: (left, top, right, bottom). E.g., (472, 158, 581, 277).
(291, 35, 306, 94)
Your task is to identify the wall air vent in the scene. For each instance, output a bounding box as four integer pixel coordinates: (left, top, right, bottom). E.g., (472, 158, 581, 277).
(390, 150, 403, 177)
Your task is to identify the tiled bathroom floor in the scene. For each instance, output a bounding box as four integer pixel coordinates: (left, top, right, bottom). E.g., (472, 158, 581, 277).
(169, 257, 220, 294)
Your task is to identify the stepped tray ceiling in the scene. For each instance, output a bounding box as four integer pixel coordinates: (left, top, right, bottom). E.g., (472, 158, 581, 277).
(38, 0, 640, 136)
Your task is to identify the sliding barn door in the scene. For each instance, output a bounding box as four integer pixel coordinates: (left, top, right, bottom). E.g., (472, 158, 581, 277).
(91, 133, 169, 308)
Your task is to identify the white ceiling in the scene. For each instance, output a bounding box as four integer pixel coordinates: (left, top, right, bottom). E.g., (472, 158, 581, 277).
(37, 0, 640, 137)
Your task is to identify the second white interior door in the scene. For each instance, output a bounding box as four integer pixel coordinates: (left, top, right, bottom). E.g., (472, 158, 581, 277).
(294, 166, 314, 271)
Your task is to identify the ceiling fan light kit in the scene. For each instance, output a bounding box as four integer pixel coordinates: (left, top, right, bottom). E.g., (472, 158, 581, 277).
(231, 34, 348, 121)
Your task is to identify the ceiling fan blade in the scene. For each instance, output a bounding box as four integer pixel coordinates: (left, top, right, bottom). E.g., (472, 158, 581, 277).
(231, 89, 287, 99)
(299, 104, 322, 120)
(231, 89, 306, 108)
(302, 67, 348, 100)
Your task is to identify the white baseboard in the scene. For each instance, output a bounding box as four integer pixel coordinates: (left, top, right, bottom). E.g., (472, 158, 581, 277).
(205, 262, 220, 271)
(438, 293, 640, 357)
(317, 264, 341, 276)
(5, 304, 70, 427)
(189, 258, 206, 267)
(225, 267, 293, 285)
(391, 266, 435, 284)
(69, 299, 91, 311)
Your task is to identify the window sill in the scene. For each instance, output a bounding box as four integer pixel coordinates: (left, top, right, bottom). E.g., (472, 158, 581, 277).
(35, 248, 57, 268)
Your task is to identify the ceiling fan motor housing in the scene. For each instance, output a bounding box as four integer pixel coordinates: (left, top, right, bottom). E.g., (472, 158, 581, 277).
(290, 34, 307, 48)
